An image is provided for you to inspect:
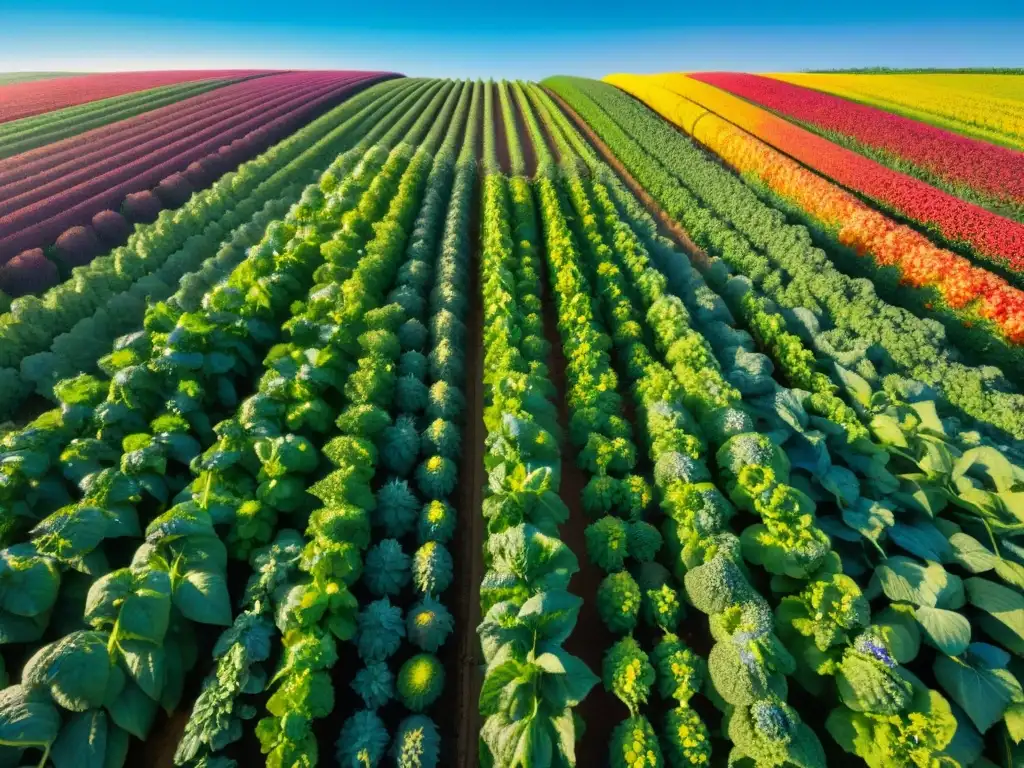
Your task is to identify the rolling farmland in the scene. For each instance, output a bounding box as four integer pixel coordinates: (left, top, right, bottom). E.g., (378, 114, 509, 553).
(0, 68, 1023, 768)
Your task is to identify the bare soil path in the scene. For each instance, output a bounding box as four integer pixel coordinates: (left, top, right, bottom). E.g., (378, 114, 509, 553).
(452, 169, 485, 768)
(491, 83, 512, 174)
(507, 85, 539, 177)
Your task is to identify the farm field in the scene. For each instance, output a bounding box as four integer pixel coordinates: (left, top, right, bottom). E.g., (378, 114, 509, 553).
(0, 69, 1023, 768)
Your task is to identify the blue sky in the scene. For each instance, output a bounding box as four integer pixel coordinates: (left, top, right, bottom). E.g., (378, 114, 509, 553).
(1, 0, 1022, 78)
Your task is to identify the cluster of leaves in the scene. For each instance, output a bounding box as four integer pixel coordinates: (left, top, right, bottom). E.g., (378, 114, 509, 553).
(0, 77, 416, 419)
(335, 80, 479, 768)
(255, 81, 466, 768)
(542, 77, 1024, 765)
(545, 76, 1024, 445)
(524, 82, 718, 767)
(475, 145, 598, 766)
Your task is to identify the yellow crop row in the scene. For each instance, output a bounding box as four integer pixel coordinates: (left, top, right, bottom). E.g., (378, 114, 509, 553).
(768, 73, 1024, 151)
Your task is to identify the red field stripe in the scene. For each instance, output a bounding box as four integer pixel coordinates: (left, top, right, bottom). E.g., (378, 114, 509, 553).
(0, 73, 349, 213)
(0, 70, 279, 123)
(0, 71, 355, 183)
(0, 73, 386, 262)
(672, 76, 1024, 269)
(690, 72, 1024, 210)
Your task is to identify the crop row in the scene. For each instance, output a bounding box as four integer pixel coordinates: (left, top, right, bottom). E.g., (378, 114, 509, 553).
(0, 71, 391, 270)
(623, 74, 1024, 280)
(0, 70, 273, 124)
(0, 78, 471, 768)
(0, 77, 255, 160)
(688, 73, 1024, 223)
(771, 72, 1024, 152)
(546, 74, 1024, 766)
(0, 78, 424, 420)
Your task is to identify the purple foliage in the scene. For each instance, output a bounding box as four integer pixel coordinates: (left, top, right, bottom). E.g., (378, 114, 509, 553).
(91, 209, 130, 245)
(0, 248, 58, 296)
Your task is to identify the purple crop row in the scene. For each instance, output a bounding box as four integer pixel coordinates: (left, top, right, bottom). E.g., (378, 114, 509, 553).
(0, 72, 353, 216)
(0, 74, 300, 192)
(0, 72, 380, 265)
(0, 72, 346, 189)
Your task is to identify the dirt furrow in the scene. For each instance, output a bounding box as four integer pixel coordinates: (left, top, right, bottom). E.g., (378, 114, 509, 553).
(452, 169, 485, 768)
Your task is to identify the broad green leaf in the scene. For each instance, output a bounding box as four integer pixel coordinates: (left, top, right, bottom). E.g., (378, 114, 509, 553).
(834, 365, 872, 408)
(85, 568, 134, 628)
(23, 630, 112, 711)
(549, 709, 577, 766)
(873, 556, 948, 607)
(934, 644, 1024, 733)
(106, 677, 157, 740)
(869, 413, 909, 448)
(536, 645, 598, 709)
(966, 577, 1024, 654)
(0, 684, 60, 748)
(889, 521, 952, 563)
(117, 571, 171, 644)
(893, 476, 948, 517)
(487, 524, 579, 592)
(531, 491, 570, 530)
(910, 401, 945, 435)
(0, 547, 60, 617)
(954, 447, 1016, 493)
(841, 499, 893, 545)
(949, 533, 997, 574)
(511, 717, 553, 766)
(917, 439, 955, 480)
(534, 652, 566, 675)
(31, 504, 111, 560)
(995, 558, 1024, 591)
(479, 660, 524, 717)
(915, 607, 971, 657)
(51, 710, 107, 768)
(0, 611, 50, 644)
(173, 569, 231, 626)
(936, 568, 965, 611)
(517, 590, 581, 646)
(821, 465, 859, 506)
(1005, 701, 1024, 744)
(119, 640, 166, 702)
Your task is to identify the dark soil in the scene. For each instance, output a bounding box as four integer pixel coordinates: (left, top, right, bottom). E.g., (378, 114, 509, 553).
(507, 85, 538, 177)
(451, 158, 486, 768)
(492, 84, 512, 174)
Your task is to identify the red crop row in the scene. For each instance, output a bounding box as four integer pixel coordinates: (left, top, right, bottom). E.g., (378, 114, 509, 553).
(674, 76, 1024, 271)
(690, 72, 1024, 212)
(0, 72, 350, 216)
(0, 72, 386, 264)
(0, 70, 275, 123)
